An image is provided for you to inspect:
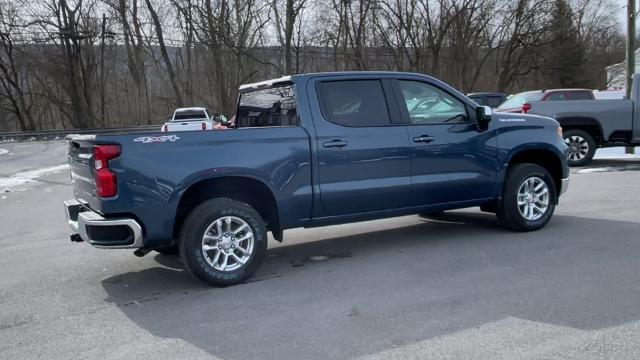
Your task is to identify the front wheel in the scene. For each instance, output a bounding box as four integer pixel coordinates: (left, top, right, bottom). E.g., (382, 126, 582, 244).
(179, 198, 268, 286)
(563, 129, 596, 166)
(497, 164, 557, 232)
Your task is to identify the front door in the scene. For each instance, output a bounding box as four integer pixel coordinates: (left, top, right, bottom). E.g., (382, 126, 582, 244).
(392, 79, 498, 206)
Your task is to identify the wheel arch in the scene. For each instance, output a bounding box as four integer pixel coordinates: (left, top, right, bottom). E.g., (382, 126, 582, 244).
(506, 148, 564, 202)
(556, 117, 603, 145)
(173, 175, 282, 242)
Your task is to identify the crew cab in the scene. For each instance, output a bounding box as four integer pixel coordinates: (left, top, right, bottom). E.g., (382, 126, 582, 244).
(526, 74, 640, 166)
(161, 107, 214, 132)
(64, 71, 569, 286)
(497, 89, 595, 114)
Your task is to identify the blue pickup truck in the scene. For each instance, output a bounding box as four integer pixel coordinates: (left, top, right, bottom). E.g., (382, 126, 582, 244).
(64, 72, 569, 286)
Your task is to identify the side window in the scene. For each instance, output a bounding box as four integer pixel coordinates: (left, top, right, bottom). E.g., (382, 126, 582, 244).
(469, 96, 487, 106)
(487, 96, 505, 108)
(317, 80, 390, 127)
(546, 92, 566, 101)
(567, 91, 592, 100)
(236, 84, 297, 128)
(397, 80, 467, 124)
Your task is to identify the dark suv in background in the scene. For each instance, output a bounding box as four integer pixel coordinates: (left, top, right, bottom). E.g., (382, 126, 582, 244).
(467, 92, 508, 108)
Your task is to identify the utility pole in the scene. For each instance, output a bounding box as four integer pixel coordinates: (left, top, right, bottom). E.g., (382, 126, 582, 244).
(626, 0, 636, 99)
(626, 0, 636, 154)
(100, 13, 106, 126)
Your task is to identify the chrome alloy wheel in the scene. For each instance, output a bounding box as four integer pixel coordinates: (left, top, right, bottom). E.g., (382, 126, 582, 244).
(517, 176, 550, 221)
(565, 135, 589, 162)
(201, 216, 254, 271)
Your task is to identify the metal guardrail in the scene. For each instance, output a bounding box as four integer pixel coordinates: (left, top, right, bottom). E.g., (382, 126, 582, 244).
(0, 125, 161, 142)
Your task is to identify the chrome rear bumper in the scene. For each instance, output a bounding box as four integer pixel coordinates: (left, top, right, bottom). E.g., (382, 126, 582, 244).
(64, 199, 144, 249)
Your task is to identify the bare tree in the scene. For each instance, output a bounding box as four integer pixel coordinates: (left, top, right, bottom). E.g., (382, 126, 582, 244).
(272, 0, 308, 74)
(145, 0, 184, 107)
(0, 3, 35, 131)
(106, 0, 153, 123)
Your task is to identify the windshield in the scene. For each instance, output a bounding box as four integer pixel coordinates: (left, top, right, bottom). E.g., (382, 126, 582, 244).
(499, 92, 543, 109)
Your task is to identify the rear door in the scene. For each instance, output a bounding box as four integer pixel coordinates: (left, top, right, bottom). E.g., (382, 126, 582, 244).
(391, 79, 498, 205)
(308, 77, 412, 217)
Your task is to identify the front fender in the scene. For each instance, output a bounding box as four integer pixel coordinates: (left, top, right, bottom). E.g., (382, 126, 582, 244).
(495, 126, 568, 198)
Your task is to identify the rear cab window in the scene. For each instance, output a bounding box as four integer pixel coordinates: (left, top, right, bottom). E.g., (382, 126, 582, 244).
(173, 110, 208, 121)
(546, 92, 566, 101)
(316, 80, 390, 127)
(236, 84, 298, 128)
(566, 91, 593, 100)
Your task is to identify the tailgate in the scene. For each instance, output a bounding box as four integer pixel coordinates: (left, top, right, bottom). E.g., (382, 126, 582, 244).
(167, 121, 208, 131)
(67, 136, 99, 210)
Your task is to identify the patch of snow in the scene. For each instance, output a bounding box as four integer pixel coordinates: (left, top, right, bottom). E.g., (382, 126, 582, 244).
(577, 167, 614, 174)
(0, 164, 69, 189)
(594, 147, 640, 160)
(0, 148, 8, 155)
(593, 154, 640, 160)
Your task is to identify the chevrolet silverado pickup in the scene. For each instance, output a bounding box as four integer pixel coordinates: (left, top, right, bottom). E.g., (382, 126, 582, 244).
(525, 74, 640, 166)
(64, 71, 569, 286)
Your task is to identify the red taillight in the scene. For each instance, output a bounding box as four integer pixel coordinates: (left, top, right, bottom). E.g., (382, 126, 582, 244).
(201, 122, 206, 130)
(522, 103, 531, 113)
(94, 145, 120, 197)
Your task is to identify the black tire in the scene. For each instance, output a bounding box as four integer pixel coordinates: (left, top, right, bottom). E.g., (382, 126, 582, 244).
(179, 198, 268, 286)
(155, 245, 179, 255)
(497, 164, 557, 232)
(563, 129, 596, 166)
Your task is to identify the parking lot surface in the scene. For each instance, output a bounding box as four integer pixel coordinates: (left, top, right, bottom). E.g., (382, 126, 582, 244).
(2, 141, 640, 359)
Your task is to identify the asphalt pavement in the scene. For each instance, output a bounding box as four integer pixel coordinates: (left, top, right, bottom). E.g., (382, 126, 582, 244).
(2, 141, 640, 359)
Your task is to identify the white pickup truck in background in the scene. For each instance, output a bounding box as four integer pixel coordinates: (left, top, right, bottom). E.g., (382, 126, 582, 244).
(161, 107, 215, 132)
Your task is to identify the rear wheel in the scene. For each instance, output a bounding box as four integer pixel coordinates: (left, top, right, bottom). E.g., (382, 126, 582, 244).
(563, 129, 596, 166)
(179, 198, 267, 286)
(497, 164, 556, 232)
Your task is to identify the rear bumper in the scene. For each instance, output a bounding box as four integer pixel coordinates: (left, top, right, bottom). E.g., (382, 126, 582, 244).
(64, 199, 144, 249)
(560, 177, 569, 195)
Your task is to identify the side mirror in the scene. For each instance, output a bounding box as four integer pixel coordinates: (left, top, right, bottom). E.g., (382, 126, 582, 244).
(476, 105, 492, 129)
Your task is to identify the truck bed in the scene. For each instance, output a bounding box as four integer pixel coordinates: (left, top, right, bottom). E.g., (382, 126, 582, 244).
(527, 99, 635, 142)
(67, 128, 313, 246)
